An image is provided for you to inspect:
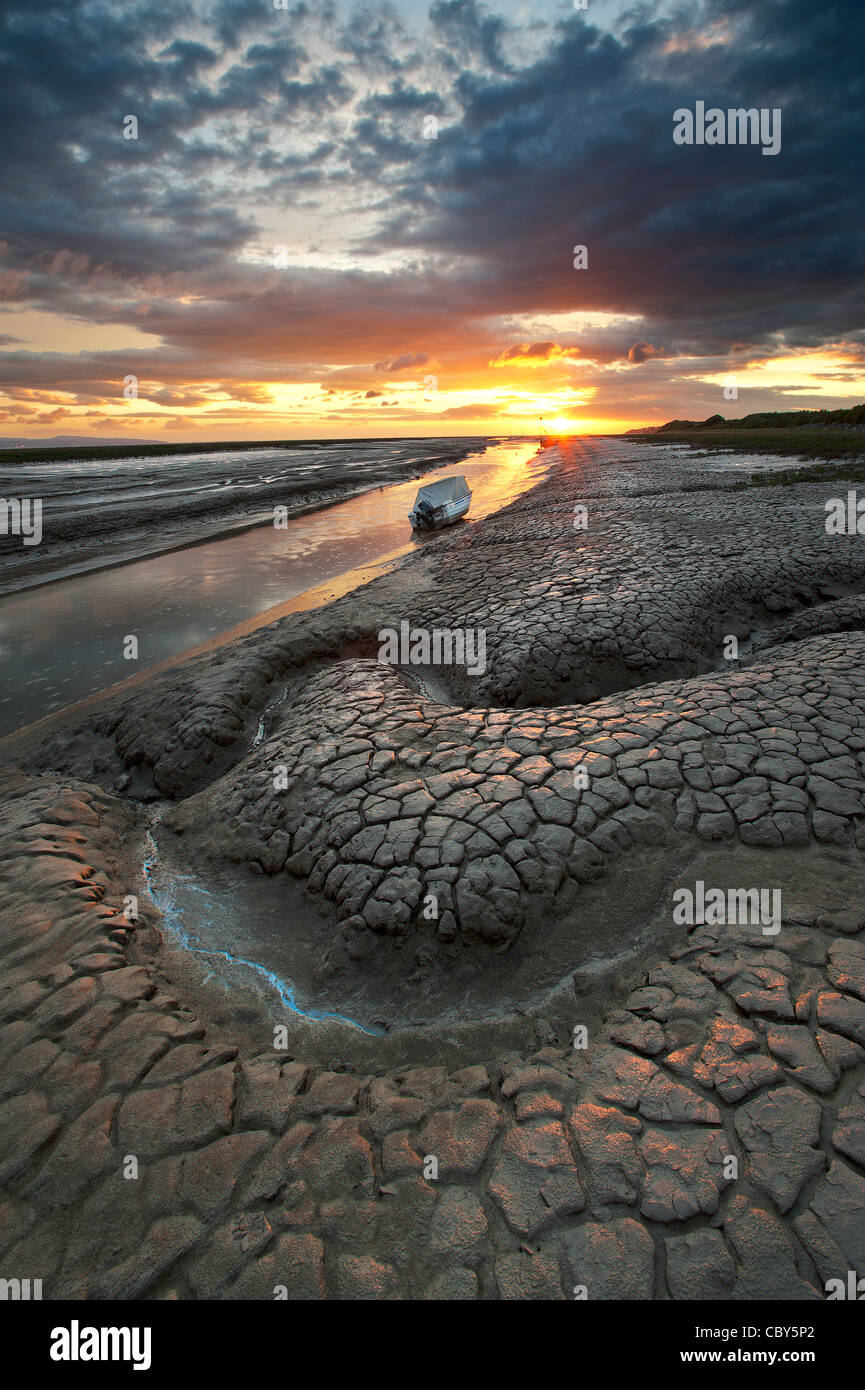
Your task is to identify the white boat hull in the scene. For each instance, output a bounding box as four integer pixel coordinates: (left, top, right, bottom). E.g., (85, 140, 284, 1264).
(409, 493, 472, 530)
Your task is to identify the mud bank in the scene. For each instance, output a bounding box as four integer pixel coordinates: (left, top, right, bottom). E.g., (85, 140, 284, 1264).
(3, 437, 865, 1300)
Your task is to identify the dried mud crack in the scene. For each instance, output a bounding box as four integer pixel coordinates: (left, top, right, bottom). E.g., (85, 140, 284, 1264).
(3, 438, 865, 1300)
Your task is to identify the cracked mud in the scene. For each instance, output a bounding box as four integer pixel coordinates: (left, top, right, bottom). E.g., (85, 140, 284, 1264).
(4, 438, 865, 1300)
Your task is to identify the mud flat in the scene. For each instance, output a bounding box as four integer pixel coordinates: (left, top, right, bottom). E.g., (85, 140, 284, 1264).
(4, 437, 865, 1300)
(0, 434, 488, 594)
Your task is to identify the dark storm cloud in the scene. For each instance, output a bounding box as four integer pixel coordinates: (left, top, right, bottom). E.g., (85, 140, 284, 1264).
(0, 2, 256, 278)
(157, 39, 219, 80)
(628, 342, 662, 364)
(336, 3, 422, 75)
(369, 0, 865, 358)
(429, 0, 514, 75)
(211, 0, 303, 48)
(0, 0, 862, 418)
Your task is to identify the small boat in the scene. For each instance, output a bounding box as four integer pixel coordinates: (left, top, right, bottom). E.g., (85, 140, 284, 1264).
(408, 474, 472, 531)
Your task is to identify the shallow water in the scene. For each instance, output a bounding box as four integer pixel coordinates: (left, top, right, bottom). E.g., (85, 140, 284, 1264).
(142, 820, 386, 1036)
(0, 438, 546, 736)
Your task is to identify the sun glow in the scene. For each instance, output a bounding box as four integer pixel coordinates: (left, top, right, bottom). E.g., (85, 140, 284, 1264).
(544, 417, 582, 433)
(699, 350, 865, 399)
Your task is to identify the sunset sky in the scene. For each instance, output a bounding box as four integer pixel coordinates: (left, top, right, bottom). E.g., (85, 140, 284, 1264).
(0, 0, 863, 441)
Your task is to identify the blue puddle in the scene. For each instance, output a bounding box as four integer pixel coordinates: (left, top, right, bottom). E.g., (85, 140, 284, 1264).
(142, 825, 385, 1037)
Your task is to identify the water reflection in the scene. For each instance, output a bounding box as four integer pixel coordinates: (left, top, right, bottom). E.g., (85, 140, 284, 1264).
(0, 440, 547, 736)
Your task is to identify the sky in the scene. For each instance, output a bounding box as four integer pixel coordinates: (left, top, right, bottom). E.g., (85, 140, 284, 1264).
(0, 0, 863, 441)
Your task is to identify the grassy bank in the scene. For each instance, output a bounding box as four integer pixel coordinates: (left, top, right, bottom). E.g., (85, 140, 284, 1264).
(626, 428, 865, 488)
(629, 426, 865, 459)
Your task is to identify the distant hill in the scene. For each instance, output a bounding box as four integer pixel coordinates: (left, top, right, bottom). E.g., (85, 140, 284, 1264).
(648, 404, 865, 433)
(0, 435, 164, 449)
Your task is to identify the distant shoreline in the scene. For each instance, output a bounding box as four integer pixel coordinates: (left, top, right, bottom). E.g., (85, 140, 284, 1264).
(0, 432, 505, 468)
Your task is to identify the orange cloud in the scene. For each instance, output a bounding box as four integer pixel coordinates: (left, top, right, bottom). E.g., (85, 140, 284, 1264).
(490, 341, 578, 367)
